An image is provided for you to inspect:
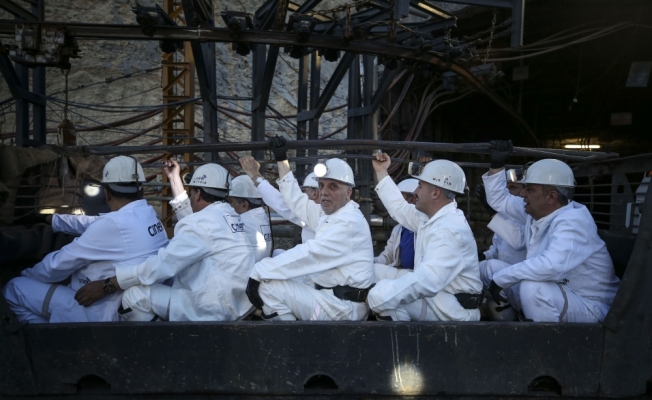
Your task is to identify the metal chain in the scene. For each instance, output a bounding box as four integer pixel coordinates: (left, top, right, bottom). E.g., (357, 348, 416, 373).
(302, 0, 368, 18)
(344, 6, 351, 39)
(388, 0, 396, 43)
(63, 69, 70, 120)
(484, 8, 497, 64)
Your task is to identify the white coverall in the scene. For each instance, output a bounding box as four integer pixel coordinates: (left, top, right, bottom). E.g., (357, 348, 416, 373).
(374, 224, 403, 267)
(256, 179, 316, 243)
(117, 201, 255, 321)
(367, 176, 483, 322)
(3, 200, 168, 323)
(482, 171, 620, 322)
(171, 192, 271, 261)
(479, 213, 527, 287)
(250, 172, 375, 321)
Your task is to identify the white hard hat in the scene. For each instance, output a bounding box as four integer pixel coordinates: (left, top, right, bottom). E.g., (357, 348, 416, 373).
(301, 172, 319, 189)
(409, 159, 466, 194)
(397, 178, 418, 194)
(189, 163, 230, 197)
(521, 159, 574, 188)
(101, 156, 145, 193)
(313, 158, 355, 187)
(230, 175, 262, 199)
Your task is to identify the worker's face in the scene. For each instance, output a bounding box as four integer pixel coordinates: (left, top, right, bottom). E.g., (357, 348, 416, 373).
(402, 192, 417, 205)
(302, 187, 320, 204)
(318, 179, 352, 215)
(227, 196, 249, 215)
(413, 180, 439, 215)
(507, 182, 525, 197)
(520, 184, 556, 220)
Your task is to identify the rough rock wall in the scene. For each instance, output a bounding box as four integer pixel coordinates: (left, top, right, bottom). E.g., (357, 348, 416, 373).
(0, 0, 350, 151)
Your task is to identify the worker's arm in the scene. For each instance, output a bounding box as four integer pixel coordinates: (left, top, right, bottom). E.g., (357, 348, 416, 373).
(492, 216, 594, 289)
(240, 156, 305, 227)
(115, 216, 213, 289)
(51, 214, 99, 235)
(165, 158, 193, 220)
(251, 217, 351, 281)
(368, 228, 464, 313)
(22, 217, 125, 283)
(277, 172, 322, 231)
(374, 225, 400, 265)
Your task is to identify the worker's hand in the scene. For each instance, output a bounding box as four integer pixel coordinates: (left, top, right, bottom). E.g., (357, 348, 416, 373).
(163, 158, 181, 180)
(239, 156, 262, 180)
(475, 184, 497, 216)
(489, 140, 513, 169)
(74, 280, 106, 307)
(488, 280, 508, 305)
(372, 152, 391, 172)
(268, 135, 289, 162)
(246, 278, 264, 310)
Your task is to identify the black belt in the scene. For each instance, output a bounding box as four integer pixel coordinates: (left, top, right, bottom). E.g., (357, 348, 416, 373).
(315, 284, 374, 303)
(454, 293, 485, 309)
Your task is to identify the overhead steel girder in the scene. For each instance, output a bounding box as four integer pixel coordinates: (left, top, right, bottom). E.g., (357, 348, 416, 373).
(297, 52, 354, 123)
(0, 0, 37, 21)
(347, 64, 405, 118)
(0, 21, 535, 139)
(0, 54, 44, 105)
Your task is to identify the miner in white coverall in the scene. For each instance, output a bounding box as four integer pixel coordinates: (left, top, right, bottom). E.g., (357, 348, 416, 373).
(483, 140, 620, 322)
(228, 175, 273, 261)
(75, 162, 256, 322)
(3, 156, 168, 323)
(475, 169, 527, 320)
(367, 154, 483, 322)
(373, 178, 419, 271)
(245, 136, 375, 321)
(239, 155, 319, 248)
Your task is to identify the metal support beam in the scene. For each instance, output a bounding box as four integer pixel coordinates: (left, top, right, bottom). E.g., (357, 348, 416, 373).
(296, 54, 308, 180)
(251, 44, 279, 159)
(182, 0, 219, 161)
(511, 0, 524, 48)
(31, 0, 45, 144)
(14, 62, 29, 146)
(308, 51, 320, 155)
(0, 0, 37, 21)
(0, 22, 538, 141)
(297, 51, 355, 122)
(435, 0, 512, 8)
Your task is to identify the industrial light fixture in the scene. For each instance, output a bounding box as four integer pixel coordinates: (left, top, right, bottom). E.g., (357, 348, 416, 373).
(233, 42, 251, 56)
(57, 69, 76, 146)
(322, 48, 340, 62)
(38, 208, 56, 215)
(293, 17, 314, 43)
(564, 144, 601, 149)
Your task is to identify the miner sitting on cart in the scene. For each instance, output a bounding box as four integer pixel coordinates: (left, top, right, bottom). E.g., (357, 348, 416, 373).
(366, 153, 483, 322)
(239, 155, 320, 254)
(3, 156, 169, 323)
(245, 136, 375, 321)
(74, 162, 256, 322)
(482, 140, 620, 322)
(475, 169, 527, 320)
(373, 178, 419, 272)
(227, 175, 273, 261)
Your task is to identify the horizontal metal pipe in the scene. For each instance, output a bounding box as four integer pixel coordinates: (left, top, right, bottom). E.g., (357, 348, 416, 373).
(64, 140, 614, 162)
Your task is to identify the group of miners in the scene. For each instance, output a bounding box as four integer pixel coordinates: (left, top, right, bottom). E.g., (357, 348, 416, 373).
(3, 137, 620, 324)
